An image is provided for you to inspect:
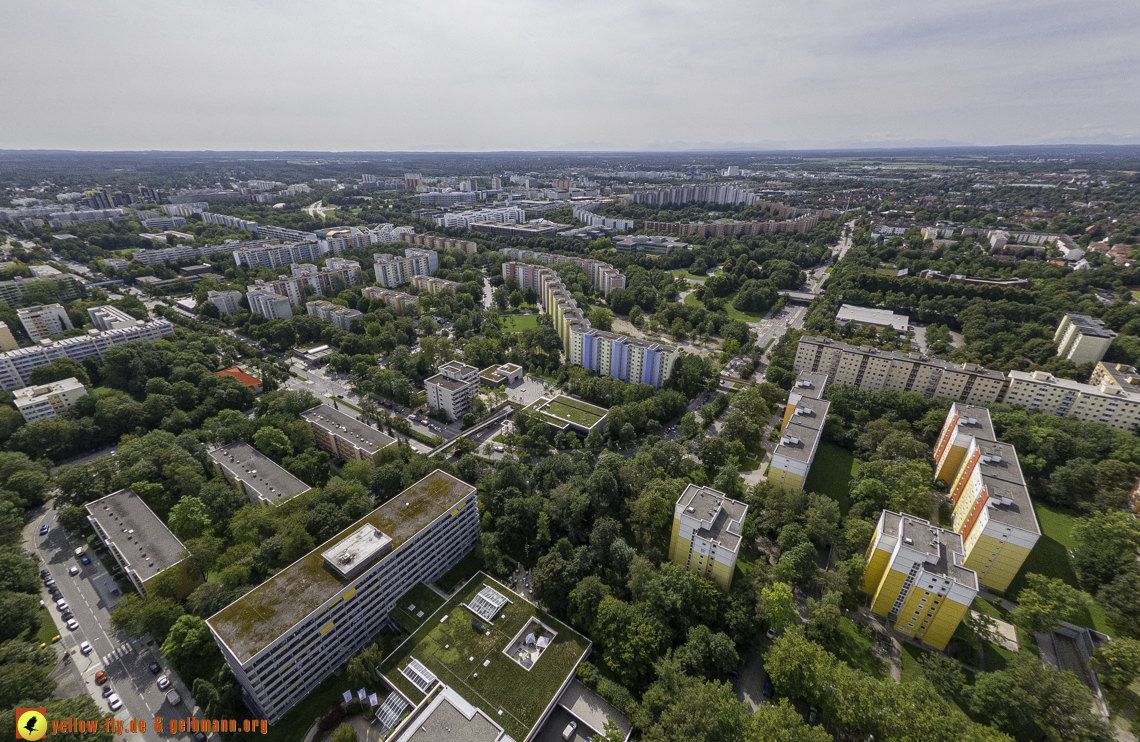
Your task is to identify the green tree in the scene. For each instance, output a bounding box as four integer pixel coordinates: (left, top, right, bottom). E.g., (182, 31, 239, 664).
(0, 662, 55, 708)
(1012, 574, 1090, 634)
(110, 594, 185, 643)
(589, 307, 614, 331)
(1072, 510, 1140, 590)
(346, 641, 386, 693)
(761, 582, 796, 631)
(331, 723, 357, 742)
(160, 615, 218, 682)
(0, 547, 40, 594)
(568, 575, 611, 632)
(57, 504, 89, 533)
(253, 426, 294, 462)
(0, 591, 40, 642)
(1090, 638, 1140, 689)
(167, 496, 212, 541)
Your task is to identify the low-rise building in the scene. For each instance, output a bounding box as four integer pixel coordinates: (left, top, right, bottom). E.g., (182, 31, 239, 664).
(835, 304, 909, 333)
(522, 394, 608, 436)
(86, 488, 188, 597)
(12, 377, 87, 421)
(861, 510, 977, 651)
(206, 470, 479, 723)
(301, 403, 397, 464)
(425, 361, 480, 421)
(1055, 314, 1116, 365)
(613, 235, 687, 255)
(87, 305, 140, 331)
(216, 366, 263, 394)
(667, 484, 748, 590)
(17, 303, 73, 342)
(209, 442, 312, 507)
(479, 363, 523, 387)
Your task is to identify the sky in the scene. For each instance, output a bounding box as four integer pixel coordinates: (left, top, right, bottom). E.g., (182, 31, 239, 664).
(2, 0, 1139, 151)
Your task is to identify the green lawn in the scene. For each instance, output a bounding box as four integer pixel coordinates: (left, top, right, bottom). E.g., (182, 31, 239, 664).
(500, 314, 539, 333)
(381, 575, 590, 742)
(802, 442, 861, 515)
(830, 618, 886, 678)
(983, 642, 1015, 672)
(263, 669, 351, 742)
(1131, 289, 1140, 303)
(1004, 503, 1111, 633)
(672, 270, 707, 282)
(899, 643, 925, 683)
(683, 291, 768, 323)
(527, 396, 606, 429)
(390, 583, 447, 633)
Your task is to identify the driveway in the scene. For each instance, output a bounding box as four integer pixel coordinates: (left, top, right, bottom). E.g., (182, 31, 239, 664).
(733, 647, 771, 712)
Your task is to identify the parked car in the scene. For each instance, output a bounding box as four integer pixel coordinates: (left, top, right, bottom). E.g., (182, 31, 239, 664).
(44, 579, 56, 588)
(69, 566, 79, 576)
(108, 694, 122, 712)
(148, 662, 161, 674)
(157, 675, 171, 690)
(79, 641, 92, 655)
(562, 721, 577, 741)
(56, 600, 68, 612)
(763, 679, 774, 699)
(766, 627, 777, 641)
(79, 555, 91, 565)
(808, 707, 818, 724)
(95, 670, 108, 685)
(39, 524, 49, 535)
(166, 690, 182, 706)
(102, 685, 115, 698)
(66, 619, 79, 631)
(40, 569, 50, 579)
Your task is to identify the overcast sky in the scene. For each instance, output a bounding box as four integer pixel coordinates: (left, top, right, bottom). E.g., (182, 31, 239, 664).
(3, 0, 1138, 151)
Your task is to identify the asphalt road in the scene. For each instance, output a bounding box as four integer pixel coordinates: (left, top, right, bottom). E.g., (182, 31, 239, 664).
(27, 506, 199, 742)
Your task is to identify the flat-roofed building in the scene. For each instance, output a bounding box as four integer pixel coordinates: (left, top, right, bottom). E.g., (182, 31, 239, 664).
(932, 403, 996, 484)
(411, 275, 461, 295)
(613, 235, 686, 255)
(769, 394, 830, 490)
(835, 304, 909, 333)
(667, 484, 748, 590)
(210, 442, 312, 507)
(361, 286, 419, 316)
(779, 371, 828, 431)
(947, 437, 1040, 592)
(301, 403, 397, 465)
(87, 305, 140, 331)
(1055, 314, 1116, 365)
(86, 488, 188, 597)
(1003, 369, 1140, 431)
(12, 376, 87, 421)
(0, 322, 17, 351)
(206, 470, 479, 723)
(246, 287, 294, 320)
(1091, 361, 1140, 392)
(425, 361, 480, 421)
(479, 363, 523, 387)
(861, 510, 977, 651)
(373, 249, 438, 287)
(17, 303, 72, 342)
(207, 289, 243, 315)
(794, 336, 1006, 405)
(306, 300, 362, 332)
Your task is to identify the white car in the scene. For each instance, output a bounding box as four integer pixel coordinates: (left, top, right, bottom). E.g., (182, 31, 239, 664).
(56, 600, 69, 612)
(66, 619, 79, 630)
(79, 641, 92, 655)
(157, 675, 171, 690)
(107, 693, 122, 711)
(69, 565, 80, 576)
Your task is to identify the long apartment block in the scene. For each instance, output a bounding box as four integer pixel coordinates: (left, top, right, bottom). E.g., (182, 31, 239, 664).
(499, 248, 626, 295)
(1004, 368, 1140, 431)
(86, 488, 187, 598)
(933, 403, 996, 484)
(793, 336, 1007, 405)
(301, 403, 397, 465)
(769, 372, 830, 490)
(209, 442, 312, 507)
(373, 248, 439, 287)
(398, 232, 478, 255)
(233, 241, 332, 270)
(862, 510, 978, 650)
(0, 320, 173, 391)
(411, 274, 461, 294)
(206, 470, 479, 723)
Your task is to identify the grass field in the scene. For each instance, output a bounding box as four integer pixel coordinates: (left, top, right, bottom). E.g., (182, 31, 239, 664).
(673, 270, 708, 282)
(390, 583, 447, 633)
(500, 314, 538, 333)
(802, 442, 861, 514)
(683, 291, 768, 323)
(381, 575, 590, 742)
(831, 618, 886, 678)
(527, 395, 606, 429)
(1004, 503, 1111, 633)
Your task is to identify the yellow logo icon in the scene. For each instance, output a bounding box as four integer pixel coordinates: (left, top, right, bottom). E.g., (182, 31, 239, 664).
(16, 708, 47, 741)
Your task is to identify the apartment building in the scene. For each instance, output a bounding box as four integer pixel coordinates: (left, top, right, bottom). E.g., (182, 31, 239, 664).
(1055, 314, 1116, 365)
(17, 304, 73, 342)
(861, 511, 977, 650)
(425, 361, 480, 421)
(0, 275, 83, 306)
(769, 373, 831, 490)
(1091, 361, 1140, 392)
(301, 404, 397, 465)
(86, 488, 187, 598)
(613, 235, 687, 256)
(793, 336, 1007, 405)
(203, 211, 259, 233)
(436, 206, 525, 230)
(12, 377, 87, 421)
(419, 191, 477, 206)
(306, 300, 362, 332)
(932, 403, 996, 484)
(0, 320, 173, 391)
(398, 232, 478, 256)
(1004, 369, 1140, 431)
(246, 288, 294, 320)
(572, 203, 634, 231)
(255, 225, 316, 243)
(411, 275, 460, 295)
(209, 442, 312, 507)
(206, 470, 479, 723)
(361, 286, 419, 316)
(373, 249, 439, 288)
(207, 290, 243, 315)
(87, 305, 139, 331)
(947, 436, 1040, 592)
(500, 249, 627, 296)
(133, 240, 254, 266)
(0, 322, 16, 351)
(233, 241, 331, 270)
(667, 484, 748, 590)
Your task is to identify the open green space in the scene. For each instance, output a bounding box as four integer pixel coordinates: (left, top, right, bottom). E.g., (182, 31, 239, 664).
(390, 583, 447, 633)
(802, 442, 861, 515)
(683, 291, 768, 323)
(526, 395, 606, 429)
(831, 618, 886, 678)
(1004, 502, 1110, 634)
(982, 642, 1015, 672)
(381, 575, 590, 742)
(1131, 289, 1140, 303)
(500, 314, 539, 333)
(262, 669, 354, 742)
(672, 270, 710, 282)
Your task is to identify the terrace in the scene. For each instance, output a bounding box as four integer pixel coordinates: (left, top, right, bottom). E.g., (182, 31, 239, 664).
(381, 574, 590, 742)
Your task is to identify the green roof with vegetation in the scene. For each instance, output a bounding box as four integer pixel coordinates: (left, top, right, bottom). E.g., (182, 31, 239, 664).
(524, 394, 607, 430)
(207, 470, 475, 663)
(380, 574, 590, 741)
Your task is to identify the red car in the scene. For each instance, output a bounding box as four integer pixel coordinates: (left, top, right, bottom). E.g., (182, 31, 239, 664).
(95, 670, 108, 685)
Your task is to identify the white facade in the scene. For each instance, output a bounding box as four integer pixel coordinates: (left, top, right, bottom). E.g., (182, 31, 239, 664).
(436, 206, 525, 229)
(306, 300, 363, 331)
(12, 377, 87, 421)
(1055, 314, 1115, 365)
(87, 305, 139, 331)
(373, 249, 438, 288)
(1003, 369, 1140, 431)
(425, 361, 480, 421)
(17, 303, 72, 342)
(207, 290, 243, 315)
(233, 241, 330, 270)
(246, 288, 294, 320)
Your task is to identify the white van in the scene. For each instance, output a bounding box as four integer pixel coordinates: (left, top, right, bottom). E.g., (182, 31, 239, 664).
(562, 721, 577, 740)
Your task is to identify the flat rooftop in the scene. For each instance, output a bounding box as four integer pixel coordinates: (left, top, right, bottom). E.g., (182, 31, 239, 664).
(775, 397, 829, 463)
(836, 304, 909, 332)
(395, 689, 506, 742)
(426, 373, 472, 392)
(209, 442, 311, 505)
(525, 394, 607, 431)
(881, 511, 977, 589)
(950, 404, 995, 442)
(973, 439, 1040, 535)
(676, 484, 748, 554)
(800, 336, 1007, 382)
(301, 403, 396, 454)
(85, 488, 185, 583)
(1065, 314, 1116, 339)
(207, 470, 474, 664)
(789, 371, 829, 401)
(381, 574, 590, 742)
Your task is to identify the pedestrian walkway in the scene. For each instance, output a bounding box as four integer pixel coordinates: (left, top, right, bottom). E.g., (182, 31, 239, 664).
(101, 640, 135, 666)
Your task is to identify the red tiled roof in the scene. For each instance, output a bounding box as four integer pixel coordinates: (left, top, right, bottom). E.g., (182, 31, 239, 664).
(216, 367, 262, 389)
